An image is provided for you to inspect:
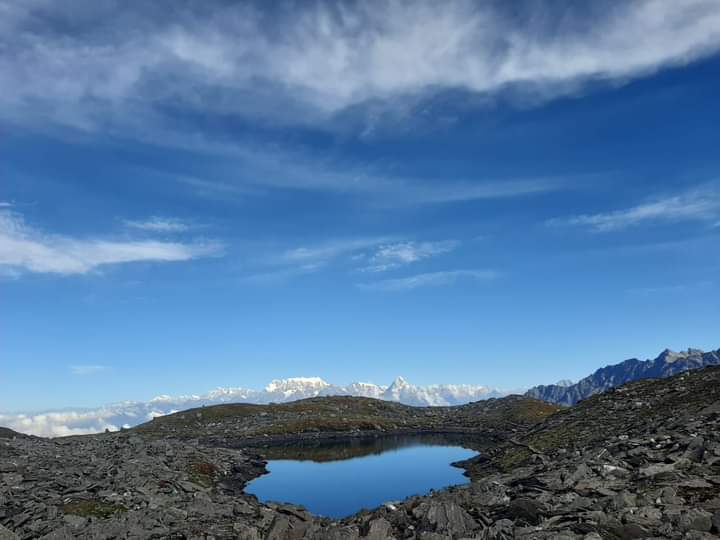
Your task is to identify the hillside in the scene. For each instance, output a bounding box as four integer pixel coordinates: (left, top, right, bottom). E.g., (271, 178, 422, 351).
(134, 394, 561, 444)
(458, 366, 720, 537)
(0, 427, 28, 439)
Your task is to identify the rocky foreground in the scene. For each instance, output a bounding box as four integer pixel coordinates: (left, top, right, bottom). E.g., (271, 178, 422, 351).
(1, 368, 719, 539)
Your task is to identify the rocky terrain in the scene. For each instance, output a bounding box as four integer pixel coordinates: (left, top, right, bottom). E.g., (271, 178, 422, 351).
(1, 367, 720, 539)
(526, 347, 720, 406)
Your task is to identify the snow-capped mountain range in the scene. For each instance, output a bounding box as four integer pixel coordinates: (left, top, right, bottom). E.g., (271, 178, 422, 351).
(0, 377, 509, 437)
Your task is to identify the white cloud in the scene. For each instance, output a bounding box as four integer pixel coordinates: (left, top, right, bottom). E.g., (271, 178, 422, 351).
(363, 240, 458, 272)
(0, 209, 222, 275)
(274, 237, 391, 267)
(359, 269, 496, 291)
(123, 217, 191, 233)
(554, 184, 720, 232)
(258, 237, 461, 281)
(70, 365, 107, 376)
(246, 237, 390, 283)
(0, 410, 122, 437)
(2, 1, 720, 132)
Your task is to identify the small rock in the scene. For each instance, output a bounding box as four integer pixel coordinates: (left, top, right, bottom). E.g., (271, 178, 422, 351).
(365, 518, 395, 540)
(712, 512, 720, 533)
(62, 514, 87, 528)
(675, 508, 713, 533)
(0, 524, 19, 540)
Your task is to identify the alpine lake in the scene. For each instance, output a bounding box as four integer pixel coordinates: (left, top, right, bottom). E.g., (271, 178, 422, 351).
(245, 434, 480, 518)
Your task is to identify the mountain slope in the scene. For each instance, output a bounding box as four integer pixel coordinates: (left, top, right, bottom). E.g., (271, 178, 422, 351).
(526, 347, 720, 406)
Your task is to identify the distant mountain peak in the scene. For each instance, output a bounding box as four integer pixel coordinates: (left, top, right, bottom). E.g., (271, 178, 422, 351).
(527, 346, 719, 406)
(389, 376, 408, 389)
(264, 377, 330, 393)
(656, 348, 706, 363)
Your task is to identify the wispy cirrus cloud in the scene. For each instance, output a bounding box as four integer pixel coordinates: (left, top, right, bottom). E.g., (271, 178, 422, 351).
(170, 151, 567, 206)
(248, 237, 463, 283)
(262, 237, 461, 272)
(0, 209, 222, 276)
(627, 281, 713, 296)
(552, 184, 720, 232)
(123, 217, 192, 233)
(70, 365, 107, 376)
(272, 238, 392, 268)
(362, 240, 459, 272)
(246, 237, 390, 283)
(2, 1, 720, 133)
(358, 269, 496, 291)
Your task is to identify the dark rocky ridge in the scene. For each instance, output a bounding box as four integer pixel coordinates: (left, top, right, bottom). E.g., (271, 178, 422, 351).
(525, 347, 720, 406)
(2, 368, 720, 538)
(0, 428, 30, 440)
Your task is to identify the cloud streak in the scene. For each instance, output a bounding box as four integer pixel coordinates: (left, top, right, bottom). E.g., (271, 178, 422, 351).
(359, 269, 496, 291)
(254, 237, 462, 282)
(124, 217, 191, 233)
(172, 152, 566, 206)
(362, 240, 459, 272)
(0, 209, 222, 275)
(554, 184, 720, 232)
(272, 238, 391, 268)
(627, 281, 713, 296)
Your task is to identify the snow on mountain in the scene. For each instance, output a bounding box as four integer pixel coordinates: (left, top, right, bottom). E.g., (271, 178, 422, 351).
(264, 377, 331, 399)
(341, 382, 386, 399)
(0, 376, 510, 437)
(381, 376, 505, 406)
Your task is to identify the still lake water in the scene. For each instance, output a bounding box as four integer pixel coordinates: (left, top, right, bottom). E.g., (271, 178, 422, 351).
(245, 435, 478, 517)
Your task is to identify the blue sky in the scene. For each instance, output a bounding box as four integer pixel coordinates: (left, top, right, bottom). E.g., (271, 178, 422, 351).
(2, 0, 720, 411)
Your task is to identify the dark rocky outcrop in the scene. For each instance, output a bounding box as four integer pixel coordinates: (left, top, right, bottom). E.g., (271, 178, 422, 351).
(526, 347, 720, 406)
(0, 428, 29, 440)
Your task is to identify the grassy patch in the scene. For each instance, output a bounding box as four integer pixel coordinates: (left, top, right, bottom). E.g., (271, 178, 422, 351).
(63, 500, 126, 519)
(187, 460, 218, 487)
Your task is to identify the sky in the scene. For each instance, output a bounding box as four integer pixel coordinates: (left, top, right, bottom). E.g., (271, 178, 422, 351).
(2, 0, 720, 412)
